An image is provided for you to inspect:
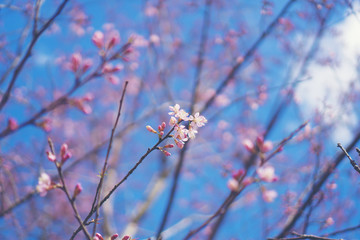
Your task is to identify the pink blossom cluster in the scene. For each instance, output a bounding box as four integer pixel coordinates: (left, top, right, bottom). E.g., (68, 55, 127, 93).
(146, 104, 207, 156)
(66, 52, 93, 76)
(36, 117, 52, 132)
(227, 169, 253, 192)
(93, 233, 131, 240)
(92, 29, 120, 52)
(243, 136, 273, 153)
(68, 93, 94, 115)
(46, 143, 72, 166)
(101, 62, 124, 85)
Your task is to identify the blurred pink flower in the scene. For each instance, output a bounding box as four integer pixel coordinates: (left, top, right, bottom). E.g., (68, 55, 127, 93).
(36, 173, 52, 197)
(262, 189, 278, 203)
(257, 165, 278, 182)
(7, 118, 18, 131)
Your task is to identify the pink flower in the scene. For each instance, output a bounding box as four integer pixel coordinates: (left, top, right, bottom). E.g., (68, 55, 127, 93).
(187, 126, 198, 139)
(257, 165, 278, 182)
(189, 112, 207, 127)
(169, 116, 177, 126)
(7, 118, 18, 131)
(92, 31, 104, 48)
(149, 34, 160, 45)
(174, 124, 188, 142)
(169, 104, 181, 117)
(177, 109, 189, 121)
(262, 189, 278, 202)
(256, 136, 273, 153)
(242, 177, 253, 187)
(324, 217, 335, 227)
(227, 178, 240, 192)
(243, 139, 255, 152)
(36, 173, 52, 197)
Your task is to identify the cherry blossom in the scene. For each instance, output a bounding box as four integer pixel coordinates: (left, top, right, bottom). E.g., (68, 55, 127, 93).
(262, 189, 278, 203)
(256, 165, 278, 182)
(36, 173, 52, 197)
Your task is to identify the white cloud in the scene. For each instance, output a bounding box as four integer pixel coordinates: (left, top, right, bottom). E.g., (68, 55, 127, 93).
(296, 6, 360, 145)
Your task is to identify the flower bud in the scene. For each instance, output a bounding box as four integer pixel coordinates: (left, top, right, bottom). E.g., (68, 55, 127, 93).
(73, 183, 82, 199)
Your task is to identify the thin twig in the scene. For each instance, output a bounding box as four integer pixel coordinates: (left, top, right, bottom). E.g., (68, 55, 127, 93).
(47, 138, 92, 240)
(91, 81, 128, 236)
(0, 0, 70, 112)
(156, 0, 213, 238)
(268, 231, 343, 240)
(70, 126, 176, 239)
(337, 143, 360, 174)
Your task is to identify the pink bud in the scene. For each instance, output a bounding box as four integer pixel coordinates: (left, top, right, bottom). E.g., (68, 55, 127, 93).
(161, 122, 166, 129)
(70, 53, 82, 72)
(146, 125, 157, 134)
(242, 139, 255, 153)
(232, 169, 244, 179)
(107, 31, 120, 50)
(82, 93, 94, 102)
(159, 131, 164, 137)
(174, 139, 184, 149)
(92, 31, 104, 48)
(256, 136, 264, 146)
(122, 236, 130, 240)
(95, 233, 104, 240)
(164, 144, 174, 148)
(111, 234, 119, 240)
(37, 118, 52, 132)
(113, 64, 124, 72)
(106, 75, 120, 85)
(82, 58, 93, 72)
(227, 178, 239, 192)
(46, 151, 56, 162)
(260, 141, 273, 153)
(242, 177, 253, 187)
(60, 143, 72, 163)
(73, 183, 82, 198)
(162, 150, 171, 157)
(8, 118, 18, 131)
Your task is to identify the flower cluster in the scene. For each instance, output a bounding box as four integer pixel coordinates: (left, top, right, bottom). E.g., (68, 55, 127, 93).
(66, 52, 93, 76)
(68, 93, 94, 115)
(146, 104, 207, 156)
(226, 169, 253, 192)
(242, 136, 273, 153)
(93, 233, 130, 240)
(46, 143, 72, 166)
